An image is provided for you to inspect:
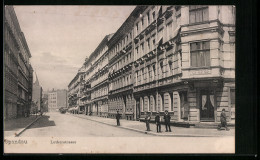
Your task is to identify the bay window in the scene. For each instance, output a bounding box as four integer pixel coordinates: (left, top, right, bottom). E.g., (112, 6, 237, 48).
(190, 41, 210, 67)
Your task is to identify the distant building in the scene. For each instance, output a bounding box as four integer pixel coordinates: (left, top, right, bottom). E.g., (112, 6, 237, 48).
(32, 72, 42, 112)
(68, 72, 84, 114)
(4, 5, 33, 119)
(48, 89, 68, 112)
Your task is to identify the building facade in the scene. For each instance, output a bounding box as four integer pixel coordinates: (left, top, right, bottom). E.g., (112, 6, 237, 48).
(68, 72, 84, 113)
(68, 5, 235, 124)
(48, 89, 68, 112)
(4, 5, 33, 119)
(131, 5, 235, 123)
(87, 35, 113, 117)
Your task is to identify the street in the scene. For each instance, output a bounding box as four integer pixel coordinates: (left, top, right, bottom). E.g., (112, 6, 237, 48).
(12, 112, 235, 153)
(20, 112, 152, 137)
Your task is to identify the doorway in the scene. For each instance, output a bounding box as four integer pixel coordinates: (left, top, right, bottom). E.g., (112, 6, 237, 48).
(136, 100, 140, 120)
(200, 89, 215, 121)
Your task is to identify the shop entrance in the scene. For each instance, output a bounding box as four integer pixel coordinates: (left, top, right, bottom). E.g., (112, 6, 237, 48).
(200, 89, 215, 121)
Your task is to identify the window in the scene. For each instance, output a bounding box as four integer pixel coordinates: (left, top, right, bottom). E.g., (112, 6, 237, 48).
(230, 89, 235, 105)
(136, 23, 139, 33)
(160, 62, 164, 78)
(189, 5, 209, 24)
(190, 41, 210, 67)
(146, 38, 150, 52)
(152, 65, 156, 80)
(147, 12, 150, 24)
(136, 47, 139, 59)
(141, 18, 144, 27)
(141, 43, 144, 55)
(166, 22, 173, 40)
(135, 72, 138, 85)
(141, 68, 144, 84)
(152, 11, 155, 21)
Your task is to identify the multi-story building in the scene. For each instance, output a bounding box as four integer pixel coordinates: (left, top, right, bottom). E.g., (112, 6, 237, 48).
(78, 34, 113, 117)
(69, 5, 235, 124)
(48, 89, 68, 112)
(107, 7, 144, 120)
(79, 58, 92, 115)
(4, 5, 33, 119)
(131, 5, 235, 123)
(68, 71, 84, 114)
(88, 34, 113, 117)
(107, 5, 235, 123)
(32, 72, 42, 112)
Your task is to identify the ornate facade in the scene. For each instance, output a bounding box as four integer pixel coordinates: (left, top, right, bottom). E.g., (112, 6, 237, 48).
(68, 5, 235, 124)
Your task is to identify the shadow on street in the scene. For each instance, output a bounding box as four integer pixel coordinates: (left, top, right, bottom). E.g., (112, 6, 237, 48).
(4, 116, 38, 131)
(27, 115, 56, 129)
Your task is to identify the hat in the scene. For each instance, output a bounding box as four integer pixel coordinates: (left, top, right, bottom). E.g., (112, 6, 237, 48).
(165, 110, 168, 112)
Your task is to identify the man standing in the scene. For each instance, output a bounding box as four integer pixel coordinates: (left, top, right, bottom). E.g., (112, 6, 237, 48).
(145, 112, 151, 131)
(155, 112, 161, 133)
(116, 111, 121, 126)
(164, 110, 172, 132)
(218, 108, 230, 131)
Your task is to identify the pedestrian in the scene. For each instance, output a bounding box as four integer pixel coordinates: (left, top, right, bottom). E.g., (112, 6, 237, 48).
(155, 112, 161, 133)
(163, 110, 172, 132)
(218, 108, 230, 131)
(145, 112, 151, 131)
(116, 111, 121, 126)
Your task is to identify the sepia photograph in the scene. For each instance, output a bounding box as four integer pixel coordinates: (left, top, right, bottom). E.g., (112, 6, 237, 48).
(3, 5, 236, 154)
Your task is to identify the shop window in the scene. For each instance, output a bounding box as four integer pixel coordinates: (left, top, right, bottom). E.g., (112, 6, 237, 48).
(190, 41, 210, 67)
(189, 5, 209, 24)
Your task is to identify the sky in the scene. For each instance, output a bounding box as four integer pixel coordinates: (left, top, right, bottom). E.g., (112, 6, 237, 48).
(14, 5, 136, 91)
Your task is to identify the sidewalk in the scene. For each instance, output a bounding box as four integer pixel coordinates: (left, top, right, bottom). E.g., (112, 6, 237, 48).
(69, 114, 235, 137)
(4, 115, 42, 137)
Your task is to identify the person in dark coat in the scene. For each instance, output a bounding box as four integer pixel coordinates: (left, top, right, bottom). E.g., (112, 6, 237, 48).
(218, 108, 230, 131)
(163, 110, 171, 132)
(145, 112, 151, 131)
(155, 112, 161, 133)
(116, 111, 121, 126)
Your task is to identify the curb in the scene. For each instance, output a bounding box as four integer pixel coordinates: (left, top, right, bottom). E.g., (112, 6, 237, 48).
(14, 116, 42, 137)
(70, 114, 228, 137)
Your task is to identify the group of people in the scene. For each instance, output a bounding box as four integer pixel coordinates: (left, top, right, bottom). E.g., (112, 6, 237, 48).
(115, 108, 229, 132)
(145, 110, 171, 133)
(115, 110, 172, 133)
